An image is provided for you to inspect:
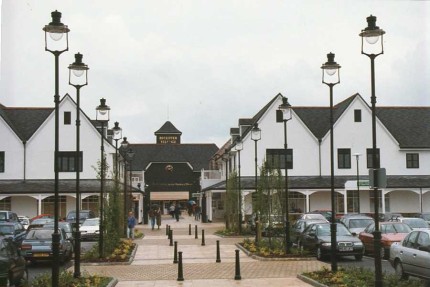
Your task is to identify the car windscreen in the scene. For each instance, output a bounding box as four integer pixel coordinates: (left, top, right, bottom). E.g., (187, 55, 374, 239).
(0, 225, 14, 235)
(403, 218, 428, 228)
(25, 229, 53, 240)
(82, 220, 99, 226)
(349, 219, 373, 228)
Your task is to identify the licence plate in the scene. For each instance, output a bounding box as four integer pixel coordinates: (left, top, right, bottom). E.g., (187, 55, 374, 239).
(34, 253, 50, 257)
(339, 247, 353, 252)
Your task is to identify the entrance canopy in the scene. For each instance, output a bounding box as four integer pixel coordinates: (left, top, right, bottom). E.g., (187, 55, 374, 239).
(151, 191, 189, 201)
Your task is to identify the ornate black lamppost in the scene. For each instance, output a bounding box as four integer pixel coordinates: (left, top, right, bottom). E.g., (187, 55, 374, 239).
(251, 124, 261, 203)
(121, 137, 129, 235)
(222, 150, 229, 228)
(321, 52, 341, 272)
(127, 148, 135, 216)
(235, 137, 243, 234)
(68, 52, 89, 278)
(353, 153, 362, 213)
(277, 96, 292, 254)
(112, 122, 123, 183)
(96, 98, 110, 258)
(43, 10, 69, 286)
(360, 15, 385, 287)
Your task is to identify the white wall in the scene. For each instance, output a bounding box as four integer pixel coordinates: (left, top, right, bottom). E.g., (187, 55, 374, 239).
(0, 117, 24, 179)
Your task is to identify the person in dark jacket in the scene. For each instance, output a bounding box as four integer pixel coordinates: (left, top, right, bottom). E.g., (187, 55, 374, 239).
(174, 202, 181, 222)
(127, 212, 137, 239)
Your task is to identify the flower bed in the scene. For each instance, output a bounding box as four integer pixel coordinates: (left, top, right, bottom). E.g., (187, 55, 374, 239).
(82, 238, 136, 263)
(302, 266, 424, 287)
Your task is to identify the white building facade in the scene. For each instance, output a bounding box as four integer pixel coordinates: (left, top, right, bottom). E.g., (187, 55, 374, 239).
(0, 95, 119, 219)
(201, 93, 430, 222)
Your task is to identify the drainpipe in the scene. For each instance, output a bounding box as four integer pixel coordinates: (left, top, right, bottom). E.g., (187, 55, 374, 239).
(23, 141, 27, 182)
(318, 138, 322, 176)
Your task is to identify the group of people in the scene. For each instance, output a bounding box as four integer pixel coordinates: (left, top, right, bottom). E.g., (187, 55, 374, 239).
(126, 201, 202, 239)
(149, 206, 162, 230)
(169, 202, 182, 222)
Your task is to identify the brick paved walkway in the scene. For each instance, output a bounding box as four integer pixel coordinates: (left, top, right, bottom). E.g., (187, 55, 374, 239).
(78, 215, 328, 286)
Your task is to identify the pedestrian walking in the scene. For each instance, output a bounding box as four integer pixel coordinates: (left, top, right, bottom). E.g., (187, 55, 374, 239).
(174, 202, 181, 222)
(169, 203, 175, 218)
(194, 205, 201, 221)
(127, 211, 137, 239)
(156, 208, 162, 229)
(149, 208, 156, 230)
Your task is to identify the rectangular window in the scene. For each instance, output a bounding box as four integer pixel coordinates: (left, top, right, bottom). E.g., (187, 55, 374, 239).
(64, 111, 71, 125)
(338, 148, 351, 169)
(347, 190, 360, 213)
(266, 149, 293, 169)
(57, 151, 83, 172)
(406, 153, 419, 168)
(0, 151, 4, 172)
(366, 148, 380, 168)
(354, 110, 362, 122)
(0, 197, 11, 210)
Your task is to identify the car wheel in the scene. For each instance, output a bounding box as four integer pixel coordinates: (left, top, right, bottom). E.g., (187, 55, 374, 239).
(395, 260, 409, 280)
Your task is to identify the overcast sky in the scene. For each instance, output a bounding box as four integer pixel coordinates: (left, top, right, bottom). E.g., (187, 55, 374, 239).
(1, 1, 429, 148)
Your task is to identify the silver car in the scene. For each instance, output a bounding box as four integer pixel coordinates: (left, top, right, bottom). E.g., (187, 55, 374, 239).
(390, 230, 430, 281)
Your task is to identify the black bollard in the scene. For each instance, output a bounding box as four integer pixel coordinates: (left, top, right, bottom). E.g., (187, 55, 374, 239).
(201, 229, 205, 246)
(169, 229, 173, 246)
(167, 225, 171, 238)
(173, 241, 178, 263)
(234, 249, 241, 280)
(195, 225, 198, 239)
(166, 224, 169, 236)
(177, 251, 184, 281)
(216, 240, 221, 263)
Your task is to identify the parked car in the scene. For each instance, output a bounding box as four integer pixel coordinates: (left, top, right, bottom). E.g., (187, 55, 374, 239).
(297, 222, 364, 261)
(27, 218, 55, 232)
(0, 211, 19, 222)
(298, 213, 328, 221)
(17, 216, 30, 229)
(80, 218, 100, 241)
(0, 222, 27, 245)
(291, 219, 329, 244)
(358, 222, 412, 259)
(0, 236, 28, 286)
(417, 213, 430, 226)
(308, 210, 333, 221)
(43, 221, 74, 245)
(339, 214, 374, 234)
(390, 217, 429, 231)
(20, 227, 73, 264)
(66, 210, 96, 228)
(30, 214, 53, 222)
(390, 230, 430, 281)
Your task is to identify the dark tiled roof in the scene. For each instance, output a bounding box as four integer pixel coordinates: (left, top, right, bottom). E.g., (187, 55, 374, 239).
(230, 128, 239, 135)
(376, 107, 430, 148)
(128, 143, 219, 171)
(154, 121, 182, 135)
(0, 106, 53, 142)
(203, 175, 430, 191)
(293, 94, 357, 140)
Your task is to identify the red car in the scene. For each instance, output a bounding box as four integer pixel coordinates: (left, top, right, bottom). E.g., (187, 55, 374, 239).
(359, 222, 412, 259)
(30, 214, 53, 222)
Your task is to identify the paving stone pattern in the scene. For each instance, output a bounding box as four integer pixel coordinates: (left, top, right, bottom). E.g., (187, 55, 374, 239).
(77, 215, 327, 286)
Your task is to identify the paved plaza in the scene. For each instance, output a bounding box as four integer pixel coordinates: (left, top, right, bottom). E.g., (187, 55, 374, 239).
(78, 215, 328, 286)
